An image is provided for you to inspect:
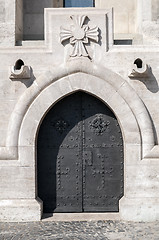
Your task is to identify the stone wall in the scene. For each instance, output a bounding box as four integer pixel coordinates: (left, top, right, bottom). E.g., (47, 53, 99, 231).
(0, 0, 5, 22)
(152, 0, 159, 21)
(0, 0, 158, 44)
(95, 0, 136, 38)
(0, 4, 159, 223)
(0, 0, 16, 46)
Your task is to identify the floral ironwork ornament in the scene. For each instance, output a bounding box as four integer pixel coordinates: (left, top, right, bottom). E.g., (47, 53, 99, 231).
(60, 15, 99, 57)
(90, 114, 110, 135)
(52, 118, 69, 134)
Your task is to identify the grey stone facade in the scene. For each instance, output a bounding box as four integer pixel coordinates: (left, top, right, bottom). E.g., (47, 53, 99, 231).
(0, 0, 159, 222)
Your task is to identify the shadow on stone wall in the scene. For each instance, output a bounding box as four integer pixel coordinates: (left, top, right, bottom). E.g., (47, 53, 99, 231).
(134, 68, 158, 93)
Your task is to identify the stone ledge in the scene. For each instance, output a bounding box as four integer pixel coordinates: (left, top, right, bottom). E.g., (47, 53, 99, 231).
(42, 213, 120, 222)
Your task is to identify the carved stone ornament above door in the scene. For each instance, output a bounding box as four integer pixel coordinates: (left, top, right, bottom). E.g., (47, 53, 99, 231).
(60, 15, 99, 58)
(44, 9, 113, 60)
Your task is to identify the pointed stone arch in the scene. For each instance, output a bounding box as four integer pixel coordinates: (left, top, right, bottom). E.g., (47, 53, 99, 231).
(0, 59, 155, 164)
(0, 59, 157, 222)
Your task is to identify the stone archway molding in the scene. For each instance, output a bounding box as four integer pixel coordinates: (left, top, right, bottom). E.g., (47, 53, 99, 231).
(0, 59, 155, 162)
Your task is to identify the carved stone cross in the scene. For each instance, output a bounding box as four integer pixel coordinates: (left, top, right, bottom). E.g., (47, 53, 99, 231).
(60, 15, 99, 57)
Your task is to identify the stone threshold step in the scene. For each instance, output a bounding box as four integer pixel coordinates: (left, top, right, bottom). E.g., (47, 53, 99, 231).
(42, 213, 120, 222)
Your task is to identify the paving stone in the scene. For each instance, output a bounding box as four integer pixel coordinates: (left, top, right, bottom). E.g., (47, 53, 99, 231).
(0, 220, 159, 240)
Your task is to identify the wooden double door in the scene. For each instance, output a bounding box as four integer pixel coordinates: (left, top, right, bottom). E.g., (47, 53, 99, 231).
(37, 92, 124, 213)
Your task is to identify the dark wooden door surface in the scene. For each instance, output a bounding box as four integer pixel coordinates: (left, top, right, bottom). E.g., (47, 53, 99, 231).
(37, 92, 124, 213)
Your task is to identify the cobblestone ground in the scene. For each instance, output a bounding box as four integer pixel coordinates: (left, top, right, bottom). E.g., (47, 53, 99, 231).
(0, 220, 158, 240)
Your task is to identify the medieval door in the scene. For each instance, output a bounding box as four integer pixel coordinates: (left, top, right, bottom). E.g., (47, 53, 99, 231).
(37, 92, 124, 213)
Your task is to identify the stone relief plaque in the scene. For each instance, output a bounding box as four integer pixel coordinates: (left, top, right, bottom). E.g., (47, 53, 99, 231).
(60, 15, 99, 58)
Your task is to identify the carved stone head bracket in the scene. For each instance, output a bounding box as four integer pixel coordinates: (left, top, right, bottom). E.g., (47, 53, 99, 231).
(129, 64, 150, 78)
(10, 65, 31, 80)
(129, 59, 150, 79)
(60, 15, 99, 58)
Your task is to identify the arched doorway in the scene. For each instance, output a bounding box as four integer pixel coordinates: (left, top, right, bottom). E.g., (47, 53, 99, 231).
(37, 91, 124, 213)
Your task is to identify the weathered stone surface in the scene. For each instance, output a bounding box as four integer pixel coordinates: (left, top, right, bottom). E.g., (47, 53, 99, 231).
(0, 3, 159, 222)
(0, 199, 42, 222)
(0, 220, 159, 239)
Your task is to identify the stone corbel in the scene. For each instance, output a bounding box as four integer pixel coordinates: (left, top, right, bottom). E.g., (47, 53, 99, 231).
(129, 59, 150, 78)
(10, 65, 31, 80)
